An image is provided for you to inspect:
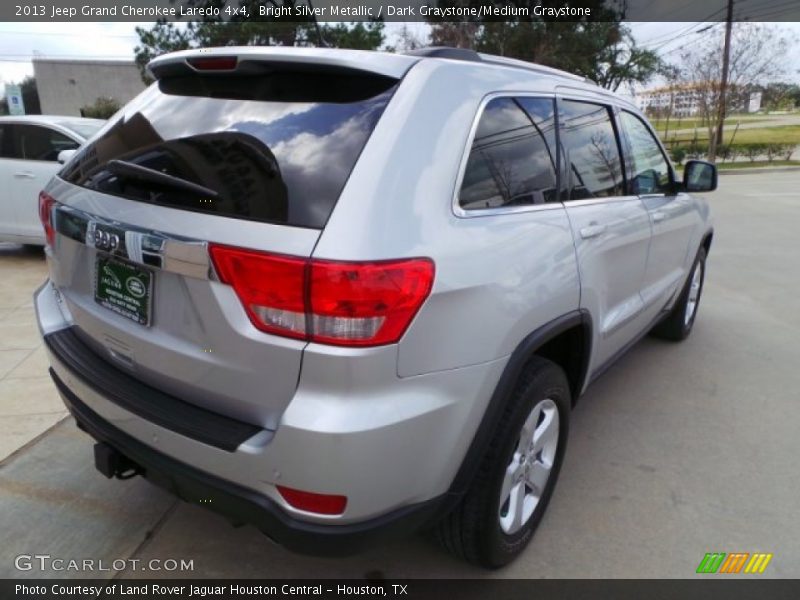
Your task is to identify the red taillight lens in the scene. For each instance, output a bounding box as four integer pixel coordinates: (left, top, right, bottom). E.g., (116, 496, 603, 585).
(276, 485, 347, 515)
(38, 191, 56, 247)
(309, 259, 435, 346)
(209, 245, 434, 347)
(209, 245, 307, 340)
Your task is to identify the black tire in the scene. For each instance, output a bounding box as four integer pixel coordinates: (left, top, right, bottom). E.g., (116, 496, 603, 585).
(651, 247, 706, 341)
(433, 356, 570, 568)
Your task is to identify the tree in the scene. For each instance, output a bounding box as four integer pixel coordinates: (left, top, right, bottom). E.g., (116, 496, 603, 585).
(430, 22, 479, 49)
(387, 24, 427, 53)
(427, 1, 663, 91)
(134, 1, 385, 83)
(321, 21, 385, 50)
(81, 97, 122, 119)
(670, 23, 794, 158)
(134, 21, 192, 84)
(759, 82, 800, 112)
(19, 76, 42, 114)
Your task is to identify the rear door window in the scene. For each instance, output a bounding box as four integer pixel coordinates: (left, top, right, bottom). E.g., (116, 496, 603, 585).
(62, 72, 398, 229)
(558, 100, 625, 200)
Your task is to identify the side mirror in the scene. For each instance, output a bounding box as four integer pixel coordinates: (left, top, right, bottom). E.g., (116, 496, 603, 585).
(57, 149, 77, 165)
(683, 160, 717, 192)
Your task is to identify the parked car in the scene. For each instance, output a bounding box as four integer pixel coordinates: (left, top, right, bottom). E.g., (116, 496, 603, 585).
(0, 115, 104, 245)
(34, 47, 716, 568)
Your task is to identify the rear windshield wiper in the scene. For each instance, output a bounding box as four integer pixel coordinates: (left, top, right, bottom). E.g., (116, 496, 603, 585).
(106, 159, 218, 199)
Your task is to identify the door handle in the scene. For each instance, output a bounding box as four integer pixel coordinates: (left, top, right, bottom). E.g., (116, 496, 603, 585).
(580, 224, 607, 239)
(652, 211, 667, 223)
(13, 171, 36, 179)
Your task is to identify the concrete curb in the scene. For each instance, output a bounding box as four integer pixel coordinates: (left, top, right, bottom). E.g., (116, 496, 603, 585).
(718, 166, 800, 176)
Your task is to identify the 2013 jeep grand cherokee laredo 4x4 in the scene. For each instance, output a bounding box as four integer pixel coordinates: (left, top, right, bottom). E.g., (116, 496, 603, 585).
(35, 46, 716, 568)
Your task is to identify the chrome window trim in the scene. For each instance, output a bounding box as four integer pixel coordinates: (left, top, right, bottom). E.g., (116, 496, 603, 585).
(452, 90, 644, 218)
(562, 194, 646, 208)
(451, 91, 562, 219)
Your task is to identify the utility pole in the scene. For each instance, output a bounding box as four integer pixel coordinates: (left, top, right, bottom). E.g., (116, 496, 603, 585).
(709, 0, 734, 162)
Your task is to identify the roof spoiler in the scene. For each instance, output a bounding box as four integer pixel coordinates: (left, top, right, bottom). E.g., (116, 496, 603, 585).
(147, 47, 419, 81)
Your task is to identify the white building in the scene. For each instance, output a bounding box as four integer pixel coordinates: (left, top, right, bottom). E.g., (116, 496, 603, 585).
(636, 83, 761, 118)
(636, 85, 709, 118)
(33, 58, 146, 117)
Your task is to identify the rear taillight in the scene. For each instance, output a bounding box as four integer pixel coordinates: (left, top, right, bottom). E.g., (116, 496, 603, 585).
(38, 191, 56, 247)
(209, 245, 434, 347)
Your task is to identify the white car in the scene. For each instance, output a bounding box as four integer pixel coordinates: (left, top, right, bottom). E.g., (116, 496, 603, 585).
(0, 115, 104, 245)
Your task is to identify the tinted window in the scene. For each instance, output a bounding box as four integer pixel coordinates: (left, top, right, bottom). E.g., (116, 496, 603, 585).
(620, 111, 672, 195)
(0, 124, 22, 159)
(0, 126, 8, 158)
(559, 100, 624, 200)
(12, 125, 79, 161)
(459, 97, 557, 210)
(62, 73, 398, 229)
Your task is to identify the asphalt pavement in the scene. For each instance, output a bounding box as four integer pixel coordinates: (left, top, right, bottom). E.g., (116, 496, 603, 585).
(0, 171, 798, 579)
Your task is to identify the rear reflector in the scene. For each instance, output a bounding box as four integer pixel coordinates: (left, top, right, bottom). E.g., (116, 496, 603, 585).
(38, 191, 57, 247)
(187, 56, 238, 71)
(276, 485, 347, 515)
(209, 245, 434, 347)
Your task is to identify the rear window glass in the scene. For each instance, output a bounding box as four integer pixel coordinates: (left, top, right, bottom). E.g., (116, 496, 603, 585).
(61, 72, 398, 229)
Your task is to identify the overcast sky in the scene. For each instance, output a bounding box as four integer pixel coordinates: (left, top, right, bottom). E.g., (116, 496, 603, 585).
(1, 21, 799, 96)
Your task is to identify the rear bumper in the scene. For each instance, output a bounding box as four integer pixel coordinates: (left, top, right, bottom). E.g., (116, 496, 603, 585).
(51, 368, 443, 555)
(35, 279, 508, 552)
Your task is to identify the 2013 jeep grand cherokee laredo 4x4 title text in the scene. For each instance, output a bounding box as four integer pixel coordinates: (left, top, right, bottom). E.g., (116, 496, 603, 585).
(34, 46, 716, 568)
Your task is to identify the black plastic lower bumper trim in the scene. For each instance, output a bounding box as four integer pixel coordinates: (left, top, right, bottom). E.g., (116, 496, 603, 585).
(50, 369, 444, 556)
(44, 327, 261, 452)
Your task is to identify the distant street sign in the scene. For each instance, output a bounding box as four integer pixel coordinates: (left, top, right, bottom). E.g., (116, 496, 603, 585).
(4, 84, 25, 115)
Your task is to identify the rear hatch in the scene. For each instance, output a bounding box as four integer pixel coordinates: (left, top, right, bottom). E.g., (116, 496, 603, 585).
(44, 49, 414, 430)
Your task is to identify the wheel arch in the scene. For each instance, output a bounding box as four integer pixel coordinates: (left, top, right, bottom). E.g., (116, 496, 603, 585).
(443, 310, 592, 504)
(701, 228, 714, 256)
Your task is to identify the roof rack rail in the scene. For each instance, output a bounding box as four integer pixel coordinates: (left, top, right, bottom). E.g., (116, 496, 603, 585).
(405, 47, 482, 62)
(476, 53, 588, 83)
(405, 46, 595, 86)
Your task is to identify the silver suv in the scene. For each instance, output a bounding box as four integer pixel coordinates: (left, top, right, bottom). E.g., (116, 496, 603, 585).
(35, 47, 715, 568)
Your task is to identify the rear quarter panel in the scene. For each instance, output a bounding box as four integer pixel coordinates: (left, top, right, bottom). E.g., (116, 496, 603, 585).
(313, 60, 580, 376)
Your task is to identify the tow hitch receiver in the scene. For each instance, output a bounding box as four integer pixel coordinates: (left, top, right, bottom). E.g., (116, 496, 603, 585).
(93, 442, 142, 480)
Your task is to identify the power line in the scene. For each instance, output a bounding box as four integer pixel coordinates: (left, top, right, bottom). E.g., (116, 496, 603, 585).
(738, 0, 799, 14)
(640, 7, 728, 53)
(641, 23, 709, 49)
(659, 27, 720, 57)
(657, 0, 709, 20)
(739, 3, 800, 20)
